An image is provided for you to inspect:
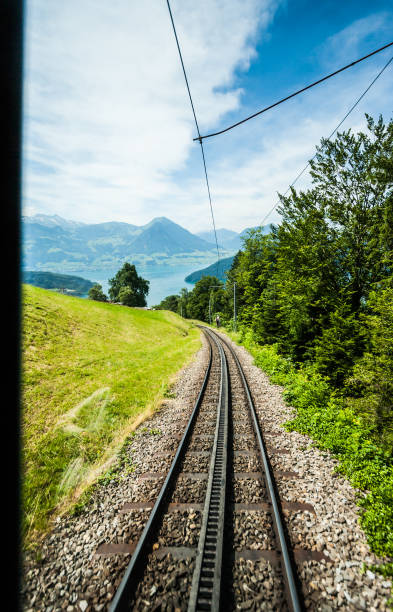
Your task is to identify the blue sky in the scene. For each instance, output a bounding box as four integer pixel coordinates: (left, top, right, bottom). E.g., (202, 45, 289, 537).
(22, 0, 393, 233)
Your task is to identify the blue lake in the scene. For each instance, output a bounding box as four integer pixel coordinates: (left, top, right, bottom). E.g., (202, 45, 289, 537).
(69, 263, 202, 306)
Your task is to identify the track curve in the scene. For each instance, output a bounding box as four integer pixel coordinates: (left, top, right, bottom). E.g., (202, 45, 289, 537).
(109, 326, 304, 611)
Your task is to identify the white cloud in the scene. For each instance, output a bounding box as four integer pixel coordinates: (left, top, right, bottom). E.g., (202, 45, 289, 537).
(171, 45, 393, 233)
(317, 12, 393, 66)
(23, 5, 393, 234)
(22, 0, 280, 224)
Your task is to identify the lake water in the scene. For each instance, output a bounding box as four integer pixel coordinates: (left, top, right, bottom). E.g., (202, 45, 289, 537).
(69, 263, 203, 306)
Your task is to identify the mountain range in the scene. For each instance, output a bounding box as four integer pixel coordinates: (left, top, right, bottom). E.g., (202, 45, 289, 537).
(22, 215, 221, 272)
(196, 224, 273, 251)
(22, 214, 272, 275)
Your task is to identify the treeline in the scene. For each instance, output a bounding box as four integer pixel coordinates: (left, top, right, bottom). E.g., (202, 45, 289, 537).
(158, 115, 393, 457)
(230, 115, 393, 456)
(154, 278, 226, 322)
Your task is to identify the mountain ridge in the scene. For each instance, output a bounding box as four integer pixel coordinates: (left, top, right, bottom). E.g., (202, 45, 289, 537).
(184, 224, 274, 284)
(195, 224, 273, 251)
(185, 256, 235, 284)
(22, 214, 225, 272)
(22, 214, 273, 274)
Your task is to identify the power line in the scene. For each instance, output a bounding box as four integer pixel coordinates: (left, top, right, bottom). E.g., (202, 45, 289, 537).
(165, 0, 221, 278)
(258, 52, 393, 229)
(194, 41, 393, 142)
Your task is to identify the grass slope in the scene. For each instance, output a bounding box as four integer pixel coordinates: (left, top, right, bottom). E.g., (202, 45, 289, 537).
(22, 285, 200, 545)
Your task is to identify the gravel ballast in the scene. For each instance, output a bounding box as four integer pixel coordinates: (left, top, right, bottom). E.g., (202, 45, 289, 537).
(216, 329, 392, 611)
(21, 328, 393, 611)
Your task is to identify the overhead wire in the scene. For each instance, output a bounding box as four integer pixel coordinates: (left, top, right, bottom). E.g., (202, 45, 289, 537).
(258, 51, 393, 229)
(194, 41, 393, 142)
(164, 5, 392, 258)
(165, 0, 221, 279)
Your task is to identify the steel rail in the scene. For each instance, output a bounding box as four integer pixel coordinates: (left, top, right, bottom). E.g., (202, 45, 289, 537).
(188, 328, 229, 611)
(110, 335, 214, 612)
(206, 328, 303, 612)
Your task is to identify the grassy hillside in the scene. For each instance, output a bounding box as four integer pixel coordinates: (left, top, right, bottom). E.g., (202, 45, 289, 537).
(22, 284, 201, 545)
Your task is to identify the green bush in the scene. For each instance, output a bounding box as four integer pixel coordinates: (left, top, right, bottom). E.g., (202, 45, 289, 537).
(239, 329, 393, 561)
(345, 288, 393, 457)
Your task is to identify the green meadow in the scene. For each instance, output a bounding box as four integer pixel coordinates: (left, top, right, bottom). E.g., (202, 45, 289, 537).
(22, 284, 200, 545)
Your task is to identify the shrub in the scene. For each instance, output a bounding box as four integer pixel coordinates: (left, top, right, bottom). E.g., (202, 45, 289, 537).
(239, 329, 393, 560)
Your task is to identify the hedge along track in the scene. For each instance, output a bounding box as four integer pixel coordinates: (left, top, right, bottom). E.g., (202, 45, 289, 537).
(109, 327, 304, 611)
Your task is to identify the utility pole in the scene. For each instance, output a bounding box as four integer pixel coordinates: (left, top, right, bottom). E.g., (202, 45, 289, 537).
(208, 284, 222, 326)
(233, 282, 237, 332)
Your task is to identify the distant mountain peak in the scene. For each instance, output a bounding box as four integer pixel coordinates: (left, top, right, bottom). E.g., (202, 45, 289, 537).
(151, 216, 172, 223)
(144, 216, 177, 228)
(23, 214, 85, 229)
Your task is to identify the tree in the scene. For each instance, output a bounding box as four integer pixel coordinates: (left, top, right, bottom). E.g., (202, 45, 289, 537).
(153, 288, 190, 316)
(346, 288, 393, 455)
(108, 263, 149, 306)
(179, 287, 189, 318)
(227, 231, 282, 345)
(118, 286, 136, 306)
(310, 115, 393, 312)
(155, 294, 180, 312)
(88, 283, 108, 302)
(274, 188, 340, 361)
(187, 276, 225, 322)
(227, 114, 393, 379)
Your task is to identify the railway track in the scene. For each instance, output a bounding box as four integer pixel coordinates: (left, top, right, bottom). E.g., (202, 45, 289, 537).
(109, 326, 304, 611)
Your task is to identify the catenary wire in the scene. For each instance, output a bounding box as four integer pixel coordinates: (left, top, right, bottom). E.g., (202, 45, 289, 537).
(194, 41, 393, 142)
(165, 0, 221, 278)
(258, 52, 393, 229)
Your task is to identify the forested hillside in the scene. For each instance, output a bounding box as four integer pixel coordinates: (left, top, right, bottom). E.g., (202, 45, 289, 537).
(224, 115, 393, 452)
(23, 271, 95, 295)
(184, 255, 235, 284)
(156, 115, 393, 566)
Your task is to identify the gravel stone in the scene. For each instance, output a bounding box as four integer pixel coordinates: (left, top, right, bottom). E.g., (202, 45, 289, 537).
(215, 329, 393, 610)
(21, 329, 393, 610)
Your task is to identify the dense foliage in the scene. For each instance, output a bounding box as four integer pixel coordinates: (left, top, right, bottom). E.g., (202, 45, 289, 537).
(154, 277, 225, 323)
(225, 115, 393, 456)
(88, 283, 108, 302)
(157, 115, 393, 570)
(108, 262, 149, 306)
(154, 294, 181, 313)
(236, 333, 393, 559)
